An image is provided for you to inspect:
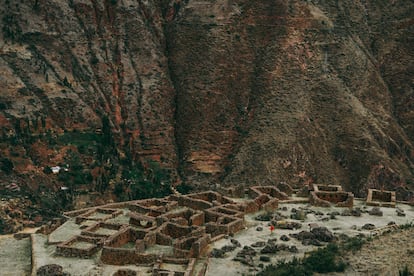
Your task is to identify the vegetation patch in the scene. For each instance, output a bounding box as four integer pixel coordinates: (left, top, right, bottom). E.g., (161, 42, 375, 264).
(258, 243, 346, 276)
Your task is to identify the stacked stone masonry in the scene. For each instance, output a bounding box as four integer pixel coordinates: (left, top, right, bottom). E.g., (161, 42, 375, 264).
(366, 189, 396, 207)
(309, 184, 354, 207)
(55, 183, 366, 273)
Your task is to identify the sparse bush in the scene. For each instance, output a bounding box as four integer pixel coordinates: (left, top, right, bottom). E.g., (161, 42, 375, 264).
(43, 166, 52, 174)
(257, 258, 309, 276)
(124, 161, 172, 200)
(259, 243, 346, 275)
(342, 236, 365, 252)
(303, 243, 346, 273)
(176, 183, 192, 194)
(400, 222, 414, 229)
(399, 265, 412, 276)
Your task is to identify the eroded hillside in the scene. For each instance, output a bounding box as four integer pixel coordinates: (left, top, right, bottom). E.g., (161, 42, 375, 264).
(0, 0, 413, 224)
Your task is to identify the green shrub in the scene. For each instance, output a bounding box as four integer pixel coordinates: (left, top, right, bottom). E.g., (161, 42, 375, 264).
(0, 158, 14, 174)
(257, 258, 309, 276)
(400, 222, 414, 229)
(342, 236, 365, 252)
(259, 243, 346, 276)
(399, 265, 412, 276)
(303, 243, 346, 273)
(124, 161, 172, 200)
(176, 183, 193, 194)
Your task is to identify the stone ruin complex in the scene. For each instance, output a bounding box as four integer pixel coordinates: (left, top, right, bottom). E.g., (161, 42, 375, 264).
(44, 184, 400, 275)
(56, 191, 252, 275)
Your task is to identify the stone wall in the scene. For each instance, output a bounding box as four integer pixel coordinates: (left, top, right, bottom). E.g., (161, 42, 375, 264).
(56, 235, 103, 258)
(157, 208, 205, 227)
(129, 213, 156, 229)
(104, 227, 147, 248)
(276, 182, 294, 196)
(310, 191, 354, 207)
(100, 247, 157, 265)
(313, 184, 343, 192)
(187, 191, 234, 205)
(205, 216, 244, 237)
(81, 222, 126, 238)
(367, 189, 396, 207)
(249, 186, 289, 200)
(75, 208, 123, 224)
(170, 195, 213, 210)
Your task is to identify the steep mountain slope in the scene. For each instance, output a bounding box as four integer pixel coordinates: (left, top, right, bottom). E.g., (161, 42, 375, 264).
(0, 0, 413, 210)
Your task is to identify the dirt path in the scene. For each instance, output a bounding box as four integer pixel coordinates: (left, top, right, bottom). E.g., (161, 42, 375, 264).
(342, 227, 414, 276)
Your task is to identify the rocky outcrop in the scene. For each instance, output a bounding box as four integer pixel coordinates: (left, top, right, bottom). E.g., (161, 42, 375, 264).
(0, 0, 413, 205)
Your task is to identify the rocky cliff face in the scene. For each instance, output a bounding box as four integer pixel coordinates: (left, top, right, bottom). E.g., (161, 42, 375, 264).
(0, 0, 413, 205)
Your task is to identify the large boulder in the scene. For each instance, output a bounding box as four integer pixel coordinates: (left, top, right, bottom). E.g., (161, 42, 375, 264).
(311, 227, 335, 242)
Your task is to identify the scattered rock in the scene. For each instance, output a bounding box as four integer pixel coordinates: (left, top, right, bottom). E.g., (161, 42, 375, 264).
(275, 221, 302, 230)
(362, 223, 376, 230)
(388, 221, 396, 226)
(290, 230, 315, 241)
(260, 244, 278, 254)
(256, 226, 263, 231)
(280, 235, 290, 241)
(255, 213, 272, 221)
(310, 227, 335, 242)
(280, 206, 288, 211)
(260, 255, 271, 262)
(231, 238, 241, 247)
(210, 248, 226, 258)
(289, 245, 299, 253)
(290, 210, 307, 220)
(396, 209, 406, 217)
(341, 209, 352, 216)
(267, 238, 278, 243)
(351, 208, 362, 217)
(37, 264, 65, 276)
(251, 241, 266, 248)
(273, 212, 287, 221)
(330, 214, 337, 219)
(368, 207, 383, 216)
(221, 245, 237, 252)
(276, 244, 290, 251)
(233, 255, 254, 266)
(302, 239, 322, 246)
(113, 269, 137, 276)
(237, 246, 257, 257)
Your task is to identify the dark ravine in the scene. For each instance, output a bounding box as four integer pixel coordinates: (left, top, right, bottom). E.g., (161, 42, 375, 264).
(0, 0, 413, 219)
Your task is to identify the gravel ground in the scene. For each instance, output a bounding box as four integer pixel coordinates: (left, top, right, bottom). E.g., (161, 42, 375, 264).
(206, 200, 414, 276)
(0, 235, 31, 276)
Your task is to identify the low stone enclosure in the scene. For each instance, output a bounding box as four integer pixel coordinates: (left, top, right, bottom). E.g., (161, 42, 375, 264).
(55, 185, 400, 274)
(309, 184, 354, 208)
(366, 188, 396, 207)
